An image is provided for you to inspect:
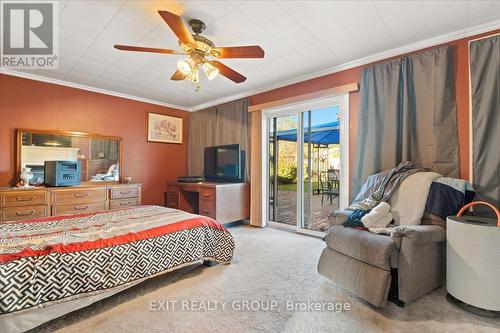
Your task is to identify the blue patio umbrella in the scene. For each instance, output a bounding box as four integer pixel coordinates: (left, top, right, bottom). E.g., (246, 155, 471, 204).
(273, 121, 340, 197)
(275, 121, 340, 144)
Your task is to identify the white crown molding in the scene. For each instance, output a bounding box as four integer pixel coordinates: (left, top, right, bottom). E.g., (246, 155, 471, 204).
(190, 19, 500, 111)
(0, 68, 192, 111)
(1, 19, 499, 112)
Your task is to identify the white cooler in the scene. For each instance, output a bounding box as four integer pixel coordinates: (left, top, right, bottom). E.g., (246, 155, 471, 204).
(446, 202, 500, 313)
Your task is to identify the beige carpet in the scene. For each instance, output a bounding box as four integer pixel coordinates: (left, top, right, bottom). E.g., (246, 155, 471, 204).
(31, 225, 499, 333)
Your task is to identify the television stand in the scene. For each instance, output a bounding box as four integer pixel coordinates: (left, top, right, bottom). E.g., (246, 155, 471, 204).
(165, 181, 250, 224)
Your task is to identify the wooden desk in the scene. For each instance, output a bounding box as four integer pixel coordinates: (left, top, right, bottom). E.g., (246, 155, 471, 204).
(166, 181, 250, 224)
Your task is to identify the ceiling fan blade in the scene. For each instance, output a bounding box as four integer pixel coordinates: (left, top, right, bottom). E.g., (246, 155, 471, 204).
(209, 61, 246, 83)
(212, 46, 265, 58)
(114, 45, 179, 54)
(171, 70, 186, 81)
(158, 11, 195, 46)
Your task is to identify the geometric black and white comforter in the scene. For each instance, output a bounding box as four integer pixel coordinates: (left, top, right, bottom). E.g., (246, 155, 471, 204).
(0, 205, 234, 315)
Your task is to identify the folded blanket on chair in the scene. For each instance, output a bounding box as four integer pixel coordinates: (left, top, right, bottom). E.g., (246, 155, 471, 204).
(368, 226, 395, 235)
(349, 161, 427, 211)
(361, 202, 392, 228)
(342, 209, 370, 229)
(389, 172, 441, 226)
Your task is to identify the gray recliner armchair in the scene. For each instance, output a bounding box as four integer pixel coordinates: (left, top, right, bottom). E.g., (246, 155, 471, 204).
(317, 220, 446, 307)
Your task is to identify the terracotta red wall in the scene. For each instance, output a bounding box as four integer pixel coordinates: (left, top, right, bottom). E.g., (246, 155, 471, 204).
(1, 30, 497, 204)
(0, 74, 189, 206)
(250, 29, 500, 185)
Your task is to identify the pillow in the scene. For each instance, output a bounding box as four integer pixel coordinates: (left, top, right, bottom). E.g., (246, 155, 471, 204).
(389, 172, 441, 225)
(424, 177, 475, 222)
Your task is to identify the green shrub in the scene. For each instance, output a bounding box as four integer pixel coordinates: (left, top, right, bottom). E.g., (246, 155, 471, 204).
(277, 162, 297, 185)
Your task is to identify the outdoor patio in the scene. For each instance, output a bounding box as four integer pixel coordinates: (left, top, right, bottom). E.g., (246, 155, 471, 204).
(271, 189, 339, 232)
(268, 110, 341, 233)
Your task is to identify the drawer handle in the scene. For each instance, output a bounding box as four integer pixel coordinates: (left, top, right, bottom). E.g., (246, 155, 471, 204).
(119, 201, 131, 206)
(203, 209, 210, 214)
(202, 194, 211, 198)
(73, 193, 89, 198)
(74, 205, 88, 210)
(16, 196, 35, 201)
(119, 190, 132, 195)
(16, 210, 35, 216)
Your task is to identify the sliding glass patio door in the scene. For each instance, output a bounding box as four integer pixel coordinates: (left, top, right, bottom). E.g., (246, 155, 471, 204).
(301, 108, 343, 232)
(268, 114, 299, 226)
(265, 95, 349, 236)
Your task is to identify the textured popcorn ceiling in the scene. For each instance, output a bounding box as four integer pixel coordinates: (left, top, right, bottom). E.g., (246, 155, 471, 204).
(8, 0, 500, 110)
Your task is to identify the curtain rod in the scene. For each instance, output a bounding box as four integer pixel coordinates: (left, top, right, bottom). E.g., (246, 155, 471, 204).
(467, 32, 500, 44)
(247, 82, 359, 112)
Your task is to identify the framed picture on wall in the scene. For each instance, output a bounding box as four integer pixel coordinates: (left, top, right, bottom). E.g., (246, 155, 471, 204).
(147, 113, 183, 144)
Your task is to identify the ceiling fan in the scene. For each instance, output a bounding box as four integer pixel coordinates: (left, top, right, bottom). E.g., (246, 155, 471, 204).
(114, 10, 264, 86)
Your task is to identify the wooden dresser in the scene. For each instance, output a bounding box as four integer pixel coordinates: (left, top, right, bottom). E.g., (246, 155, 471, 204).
(0, 183, 142, 222)
(166, 181, 249, 224)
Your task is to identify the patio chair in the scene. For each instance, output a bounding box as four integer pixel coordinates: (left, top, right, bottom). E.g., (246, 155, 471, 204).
(319, 171, 339, 206)
(328, 168, 340, 190)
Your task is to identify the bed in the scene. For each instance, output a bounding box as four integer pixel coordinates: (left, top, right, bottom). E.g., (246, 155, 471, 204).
(0, 205, 235, 333)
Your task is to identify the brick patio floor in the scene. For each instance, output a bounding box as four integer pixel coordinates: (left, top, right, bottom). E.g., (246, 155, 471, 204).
(269, 190, 339, 232)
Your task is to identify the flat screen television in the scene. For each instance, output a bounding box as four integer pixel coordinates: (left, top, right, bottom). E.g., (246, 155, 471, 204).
(204, 144, 244, 182)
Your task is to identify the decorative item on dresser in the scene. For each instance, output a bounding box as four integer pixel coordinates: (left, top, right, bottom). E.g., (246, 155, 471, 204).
(19, 167, 34, 188)
(0, 184, 142, 222)
(166, 181, 249, 224)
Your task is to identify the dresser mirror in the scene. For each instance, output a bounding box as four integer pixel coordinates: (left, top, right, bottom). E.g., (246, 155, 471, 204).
(16, 129, 122, 185)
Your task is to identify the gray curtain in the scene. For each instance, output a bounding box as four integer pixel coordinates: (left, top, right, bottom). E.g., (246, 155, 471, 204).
(188, 108, 217, 176)
(188, 98, 250, 181)
(352, 46, 458, 198)
(470, 35, 500, 215)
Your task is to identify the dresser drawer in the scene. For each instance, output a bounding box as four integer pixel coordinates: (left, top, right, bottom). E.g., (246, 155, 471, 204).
(51, 188, 107, 204)
(166, 185, 179, 194)
(166, 193, 178, 208)
(110, 186, 139, 199)
(167, 202, 179, 210)
(110, 198, 139, 210)
(53, 201, 107, 216)
(1, 205, 48, 222)
(199, 199, 216, 219)
(1, 191, 48, 207)
(199, 189, 216, 201)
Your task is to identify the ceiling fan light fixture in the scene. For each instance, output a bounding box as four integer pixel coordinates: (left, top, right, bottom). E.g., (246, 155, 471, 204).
(186, 67, 200, 83)
(202, 62, 219, 80)
(114, 11, 263, 85)
(177, 60, 192, 75)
